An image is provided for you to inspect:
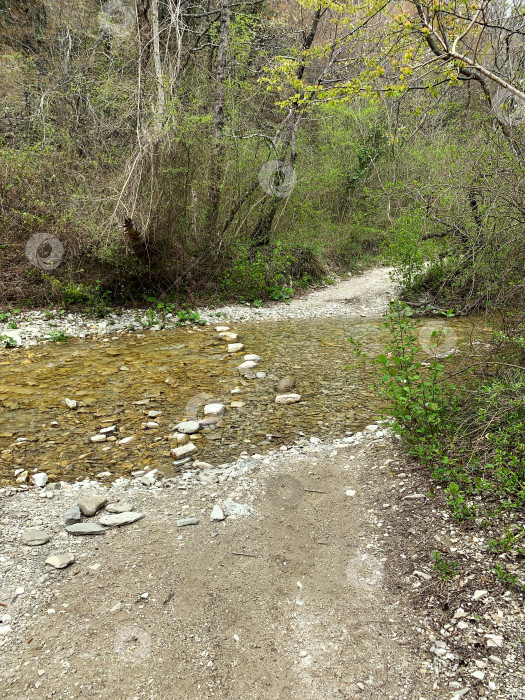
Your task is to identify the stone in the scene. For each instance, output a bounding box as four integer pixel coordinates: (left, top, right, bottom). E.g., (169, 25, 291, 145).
(275, 376, 296, 392)
(105, 502, 133, 513)
(204, 403, 225, 417)
(227, 343, 244, 353)
(119, 436, 134, 444)
(365, 424, 379, 432)
(45, 553, 75, 569)
(171, 442, 198, 459)
(100, 425, 116, 434)
(144, 421, 159, 429)
(237, 360, 258, 374)
(66, 523, 106, 535)
(199, 417, 218, 427)
(32, 472, 48, 488)
(172, 432, 190, 444)
(64, 505, 81, 526)
(210, 504, 225, 522)
(175, 421, 201, 434)
(16, 470, 28, 483)
(275, 393, 302, 404)
(22, 529, 51, 546)
(472, 590, 488, 601)
(90, 434, 106, 443)
(193, 461, 214, 469)
(147, 410, 162, 417)
(215, 326, 230, 332)
(99, 511, 144, 527)
(218, 331, 238, 342)
(255, 371, 266, 379)
(222, 499, 254, 518)
(64, 398, 77, 409)
(243, 354, 261, 362)
(346, 489, 356, 497)
(78, 493, 108, 517)
(0, 626, 12, 636)
(176, 518, 199, 527)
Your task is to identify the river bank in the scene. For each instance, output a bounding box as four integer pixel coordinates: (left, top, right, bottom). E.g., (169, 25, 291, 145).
(1, 268, 395, 348)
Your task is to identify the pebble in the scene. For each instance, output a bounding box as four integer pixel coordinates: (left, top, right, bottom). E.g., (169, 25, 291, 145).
(99, 511, 144, 527)
(472, 590, 488, 600)
(237, 360, 258, 373)
(215, 326, 230, 332)
(147, 410, 163, 418)
(21, 529, 51, 546)
(119, 436, 134, 444)
(31, 472, 48, 488)
(175, 421, 201, 434)
(275, 376, 295, 392)
(210, 504, 225, 521)
(275, 393, 301, 404)
(64, 398, 77, 409)
(65, 523, 106, 536)
(144, 421, 159, 429)
(193, 461, 214, 469)
(218, 332, 238, 342)
(243, 354, 261, 362)
(64, 505, 81, 526)
(204, 403, 225, 417)
(172, 442, 198, 459)
(78, 494, 108, 517)
(90, 434, 107, 443)
(100, 425, 116, 434)
(45, 553, 75, 569)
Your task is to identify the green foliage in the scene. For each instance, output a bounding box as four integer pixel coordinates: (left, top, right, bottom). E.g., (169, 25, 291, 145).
(0, 334, 17, 348)
(49, 330, 70, 342)
(492, 563, 525, 592)
(221, 242, 294, 302)
(431, 551, 459, 580)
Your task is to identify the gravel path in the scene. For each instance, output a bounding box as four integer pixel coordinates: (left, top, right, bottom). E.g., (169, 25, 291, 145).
(0, 267, 395, 347)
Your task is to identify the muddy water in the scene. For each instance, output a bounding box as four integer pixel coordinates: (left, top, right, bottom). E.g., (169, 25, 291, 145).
(0, 316, 484, 485)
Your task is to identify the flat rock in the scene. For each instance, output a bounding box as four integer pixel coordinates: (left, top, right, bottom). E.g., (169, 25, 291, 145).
(175, 420, 201, 434)
(193, 461, 214, 469)
(66, 523, 106, 536)
(90, 434, 106, 443)
(204, 403, 225, 417)
(171, 442, 198, 459)
(45, 553, 75, 569)
(99, 511, 144, 527)
(22, 529, 51, 546)
(275, 393, 302, 404)
(215, 326, 230, 332)
(243, 354, 261, 362)
(119, 436, 134, 444)
(105, 502, 133, 513)
(64, 505, 81, 526)
(32, 472, 48, 488)
(228, 343, 244, 353)
(100, 425, 116, 434)
(275, 376, 296, 392)
(64, 398, 77, 409)
(78, 493, 108, 517)
(210, 504, 225, 522)
(176, 517, 199, 527)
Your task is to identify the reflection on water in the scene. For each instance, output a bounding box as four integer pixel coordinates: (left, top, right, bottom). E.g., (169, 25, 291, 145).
(0, 316, 485, 484)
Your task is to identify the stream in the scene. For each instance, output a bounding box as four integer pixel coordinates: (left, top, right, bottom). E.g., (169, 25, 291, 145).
(0, 315, 488, 485)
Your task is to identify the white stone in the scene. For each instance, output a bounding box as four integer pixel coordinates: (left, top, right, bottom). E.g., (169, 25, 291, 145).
(45, 553, 75, 569)
(275, 393, 301, 404)
(472, 589, 488, 601)
(90, 434, 107, 443)
(346, 489, 356, 497)
(32, 472, 48, 488)
(218, 332, 238, 342)
(204, 403, 225, 417)
(100, 425, 116, 434)
(210, 505, 225, 522)
(148, 410, 162, 417)
(99, 512, 144, 527)
(227, 343, 244, 353)
(365, 424, 379, 432)
(171, 442, 198, 459)
(175, 421, 201, 434)
(0, 626, 12, 635)
(243, 354, 261, 362)
(176, 518, 199, 527)
(237, 360, 258, 372)
(144, 421, 159, 429)
(119, 436, 134, 444)
(215, 326, 230, 332)
(64, 398, 77, 409)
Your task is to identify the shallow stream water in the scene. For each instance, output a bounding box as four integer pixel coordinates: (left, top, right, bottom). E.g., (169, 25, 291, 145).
(0, 315, 487, 485)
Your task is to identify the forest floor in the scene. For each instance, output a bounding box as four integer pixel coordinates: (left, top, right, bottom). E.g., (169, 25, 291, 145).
(1, 269, 524, 699)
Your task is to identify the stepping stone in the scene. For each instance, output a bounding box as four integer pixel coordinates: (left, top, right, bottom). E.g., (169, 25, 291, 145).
(228, 343, 244, 353)
(171, 442, 197, 459)
(204, 403, 225, 417)
(32, 473, 48, 488)
(218, 332, 238, 342)
(22, 529, 51, 546)
(275, 393, 302, 404)
(105, 502, 134, 514)
(66, 523, 106, 536)
(99, 512, 144, 527)
(174, 421, 200, 434)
